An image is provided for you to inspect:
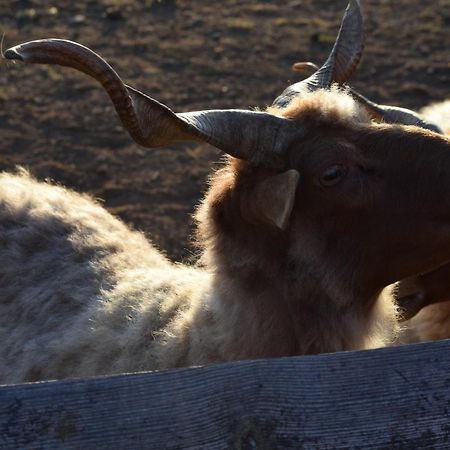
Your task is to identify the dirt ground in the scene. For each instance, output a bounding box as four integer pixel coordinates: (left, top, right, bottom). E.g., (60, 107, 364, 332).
(1, 0, 449, 261)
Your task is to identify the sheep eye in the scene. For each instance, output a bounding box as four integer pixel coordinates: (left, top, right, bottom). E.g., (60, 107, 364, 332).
(320, 165, 347, 187)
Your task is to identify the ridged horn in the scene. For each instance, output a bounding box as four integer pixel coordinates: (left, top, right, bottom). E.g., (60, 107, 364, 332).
(5, 39, 302, 169)
(273, 0, 364, 108)
(290, 61, 443, 134)
(349, 89, 444, 134)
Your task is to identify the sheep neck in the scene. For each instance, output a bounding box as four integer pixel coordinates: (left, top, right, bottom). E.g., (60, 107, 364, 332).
(208, 256, 398, 360)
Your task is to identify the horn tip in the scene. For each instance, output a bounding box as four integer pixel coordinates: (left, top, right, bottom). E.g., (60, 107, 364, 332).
(4, 47, 23, 61)
(348, 0, 362, 14)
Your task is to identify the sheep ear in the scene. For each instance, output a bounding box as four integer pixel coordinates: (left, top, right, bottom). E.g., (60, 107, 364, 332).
(244, 169, 300, 230)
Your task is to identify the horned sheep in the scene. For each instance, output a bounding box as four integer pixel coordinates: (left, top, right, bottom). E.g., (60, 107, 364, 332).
(1, 88, 412, 384)
(2, 1, 450, 384)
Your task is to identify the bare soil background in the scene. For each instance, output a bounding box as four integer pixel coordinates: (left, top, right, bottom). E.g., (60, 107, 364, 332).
(1, 0, 449, 261)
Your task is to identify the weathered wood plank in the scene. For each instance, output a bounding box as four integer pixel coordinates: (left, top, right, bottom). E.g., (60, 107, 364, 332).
(1, 340, 450, 449)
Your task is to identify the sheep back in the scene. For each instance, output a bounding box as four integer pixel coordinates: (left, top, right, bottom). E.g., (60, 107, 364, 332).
(0, 170, 210, 382)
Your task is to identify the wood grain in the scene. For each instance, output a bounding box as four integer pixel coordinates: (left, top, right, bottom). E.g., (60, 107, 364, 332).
(1, 340, 450, 449)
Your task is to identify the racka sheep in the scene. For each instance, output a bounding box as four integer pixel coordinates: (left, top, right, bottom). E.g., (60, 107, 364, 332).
(3, 1, 450, 383)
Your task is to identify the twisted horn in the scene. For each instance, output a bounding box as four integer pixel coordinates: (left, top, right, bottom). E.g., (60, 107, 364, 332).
(288, 15, 442, 134)
(349, 89, 444, 134)
(273, 0, 364, 108)
(5, 39, 302, 169)
(290, 60, 443, 134)
(290, 75, 443, 136)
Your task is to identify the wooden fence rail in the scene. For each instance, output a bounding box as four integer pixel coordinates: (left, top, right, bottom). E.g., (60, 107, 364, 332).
(1, 339, 450, 449)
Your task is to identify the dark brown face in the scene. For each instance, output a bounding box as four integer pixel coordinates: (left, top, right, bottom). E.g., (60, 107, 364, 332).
(284, 124, 450, 292)
(288, 130, 377, 218)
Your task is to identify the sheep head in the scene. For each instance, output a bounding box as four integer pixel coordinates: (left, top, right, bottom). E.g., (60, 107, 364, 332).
(196, 91, 450, 317)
